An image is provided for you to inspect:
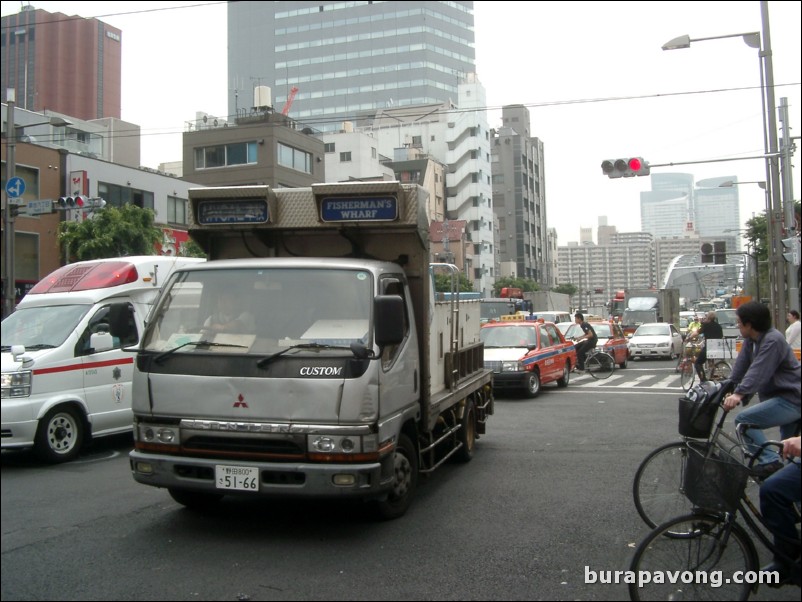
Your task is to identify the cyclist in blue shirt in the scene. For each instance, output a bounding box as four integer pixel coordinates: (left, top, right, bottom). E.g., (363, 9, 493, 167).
(722, 301, 801, 479)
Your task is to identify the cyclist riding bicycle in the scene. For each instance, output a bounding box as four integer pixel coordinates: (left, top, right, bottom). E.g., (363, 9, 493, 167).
(722, 301, 801, 479)
(690, 311, 723, 381)
(572, 312, 597, 373)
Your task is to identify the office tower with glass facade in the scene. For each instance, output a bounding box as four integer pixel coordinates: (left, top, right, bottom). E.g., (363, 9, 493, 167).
(227, 1, 475, 129)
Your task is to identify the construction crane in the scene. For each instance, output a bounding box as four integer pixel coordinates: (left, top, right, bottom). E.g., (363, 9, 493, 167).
(281, 86, 299, 116)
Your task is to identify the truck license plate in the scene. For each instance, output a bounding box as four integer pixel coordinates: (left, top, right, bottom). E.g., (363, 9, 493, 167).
(215, 465, 259, 491)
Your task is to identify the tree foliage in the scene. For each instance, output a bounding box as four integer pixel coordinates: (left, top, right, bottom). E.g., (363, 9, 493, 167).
(553, 283, 577, 296)
(58, 204, 163, 262)
(434, 272, 475, 292)
(492, 277, 539, 296)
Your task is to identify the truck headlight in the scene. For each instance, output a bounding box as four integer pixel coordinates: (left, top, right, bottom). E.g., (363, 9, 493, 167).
(1, 370, 32, 398)
(307, 433, 379, 461)
(135, 423, 180, 446)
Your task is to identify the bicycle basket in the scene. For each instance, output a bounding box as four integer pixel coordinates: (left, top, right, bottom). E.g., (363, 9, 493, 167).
(683, 440, 749, 513)
(678, 381, 722, 438)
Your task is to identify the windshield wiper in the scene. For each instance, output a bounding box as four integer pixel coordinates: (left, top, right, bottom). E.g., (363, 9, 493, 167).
(257, 342, 355, 368)
(154, 340, 247, 364)
(21, 344, 58, 350)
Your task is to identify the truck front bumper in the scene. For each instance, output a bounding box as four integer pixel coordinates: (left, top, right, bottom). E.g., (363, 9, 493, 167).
(129, 450, 390, 500)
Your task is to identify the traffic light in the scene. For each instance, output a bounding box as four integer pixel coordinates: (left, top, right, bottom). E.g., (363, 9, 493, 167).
(601, 157, 651, 178)
(56, 195, 86, 209)
(54, 196, 106, 210)
(713, 240, 726, 265)
(701, 242, 714, 263)
(782, 236, 800, 265)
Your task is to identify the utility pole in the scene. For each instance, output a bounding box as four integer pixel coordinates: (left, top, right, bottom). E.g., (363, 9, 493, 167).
(760, 0, 787, 328)
(3, 92, 17, 318)
(779, 97, 799, 313)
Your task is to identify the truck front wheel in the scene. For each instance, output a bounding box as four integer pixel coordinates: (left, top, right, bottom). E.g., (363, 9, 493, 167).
(35, 406, 84, 463)
(455, 400, 476, 462)
(375, 433, 418, 520)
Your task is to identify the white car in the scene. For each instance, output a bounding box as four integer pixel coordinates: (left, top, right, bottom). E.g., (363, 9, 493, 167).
(628, 322, 684, 360)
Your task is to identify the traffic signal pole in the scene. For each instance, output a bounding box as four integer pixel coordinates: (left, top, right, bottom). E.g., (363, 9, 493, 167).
(3, 95, 17, 318)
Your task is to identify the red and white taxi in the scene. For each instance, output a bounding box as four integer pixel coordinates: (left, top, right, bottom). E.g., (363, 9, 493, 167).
(480, 317, 577, 397)
(564, 319, 630, 368)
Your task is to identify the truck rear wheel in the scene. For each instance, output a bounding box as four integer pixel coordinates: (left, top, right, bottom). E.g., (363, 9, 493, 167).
(168, 488, 224, 511)
(35, 406, 84, 463)
(455, 400, 476, 462)
(375, 433, 418, 520)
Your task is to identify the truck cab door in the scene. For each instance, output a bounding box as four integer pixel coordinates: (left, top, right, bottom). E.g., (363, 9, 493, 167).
(377, 278, 417, 417)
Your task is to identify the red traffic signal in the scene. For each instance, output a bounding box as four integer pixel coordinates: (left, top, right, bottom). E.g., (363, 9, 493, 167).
(601, 157, 651, 178)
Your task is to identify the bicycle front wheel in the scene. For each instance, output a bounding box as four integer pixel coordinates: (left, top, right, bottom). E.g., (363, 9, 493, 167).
(680, 360, 695, 391)
(586, 352, 614, 379)
(633, 441, 694, 532)
(628, 514, 758, 601)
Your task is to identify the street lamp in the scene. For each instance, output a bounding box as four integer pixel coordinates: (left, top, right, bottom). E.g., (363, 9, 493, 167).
(3, 94, 72, 317)
(662, 2, 786, 327)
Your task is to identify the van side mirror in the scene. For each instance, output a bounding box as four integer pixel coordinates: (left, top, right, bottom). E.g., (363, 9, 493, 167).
(89, 332, 114, 354)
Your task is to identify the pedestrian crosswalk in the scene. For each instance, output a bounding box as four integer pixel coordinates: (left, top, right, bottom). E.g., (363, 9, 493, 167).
(571, 371, 685, 390)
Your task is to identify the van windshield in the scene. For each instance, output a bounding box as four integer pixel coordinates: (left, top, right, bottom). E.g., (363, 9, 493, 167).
(141, 267, 374, 356)
(1, 305, 89, 349)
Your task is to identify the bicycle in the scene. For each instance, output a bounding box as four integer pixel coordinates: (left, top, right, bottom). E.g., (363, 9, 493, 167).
(628, 439, 800, 601)
(632, 380, 801, 537)
(679, 339, 732, 391)
(571, 340, 615, 380)
(632, 380, 757, 533)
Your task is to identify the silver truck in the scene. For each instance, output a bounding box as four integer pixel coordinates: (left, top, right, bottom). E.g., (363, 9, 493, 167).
(128, 182, 493, 519)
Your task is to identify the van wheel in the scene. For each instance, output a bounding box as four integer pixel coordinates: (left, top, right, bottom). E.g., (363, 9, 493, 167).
(455, 400, 476, 462)
(374, 433, 418, 520)
(168, 488, 224, 511)
(35, 406, 84, 463)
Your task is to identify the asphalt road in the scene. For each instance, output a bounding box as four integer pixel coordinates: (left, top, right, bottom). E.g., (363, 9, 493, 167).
(1, 359, 798, 600)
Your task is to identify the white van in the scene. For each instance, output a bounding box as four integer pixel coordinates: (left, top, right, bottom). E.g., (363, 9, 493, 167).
(1, 255, 204, 462)
(531, 310, 572, 324)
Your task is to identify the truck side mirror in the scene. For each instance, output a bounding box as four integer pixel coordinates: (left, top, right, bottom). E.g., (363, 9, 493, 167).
(374, 295, 404, 346)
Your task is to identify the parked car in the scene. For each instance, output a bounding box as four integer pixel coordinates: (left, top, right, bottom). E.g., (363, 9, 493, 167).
(480, 318, 576, 397)
(563, 320, 629, 368)
(628, 322, 684, 360)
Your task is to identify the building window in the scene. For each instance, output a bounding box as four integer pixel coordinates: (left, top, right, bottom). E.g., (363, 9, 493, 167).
(194, 142, 258, 169)
(324, 142, 336, 153)
(167, 196, 187, 225)
(278, 142, 313, 173)
(339, 151, 352, 162)
(412, 135, 422, 146)
(98, 182, 154, 211)
(371, 147, 377, 159)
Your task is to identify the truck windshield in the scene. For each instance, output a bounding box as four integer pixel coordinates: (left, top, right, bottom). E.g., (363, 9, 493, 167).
(480, 299, 519, 322)
(1, 304, 89, 350)
(141, 267, 373, 356)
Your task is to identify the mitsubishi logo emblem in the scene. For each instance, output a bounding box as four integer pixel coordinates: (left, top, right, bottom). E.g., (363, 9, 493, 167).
(233, 394, 248, 408)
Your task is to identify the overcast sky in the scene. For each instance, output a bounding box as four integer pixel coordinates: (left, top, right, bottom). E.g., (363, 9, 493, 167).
(3, 1, 800, 245)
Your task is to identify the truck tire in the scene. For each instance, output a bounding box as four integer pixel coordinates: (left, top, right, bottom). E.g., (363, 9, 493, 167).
(455, 400, 476, 462)
(168, 488, 224, 511)
(556, 363, 570, 388)
(375, 433, 418, 520)
(35, 406, 84, 463)
(525, 370, 541, 398)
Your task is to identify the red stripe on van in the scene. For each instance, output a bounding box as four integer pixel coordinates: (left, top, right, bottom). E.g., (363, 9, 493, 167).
(33, 357, 134, 375)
